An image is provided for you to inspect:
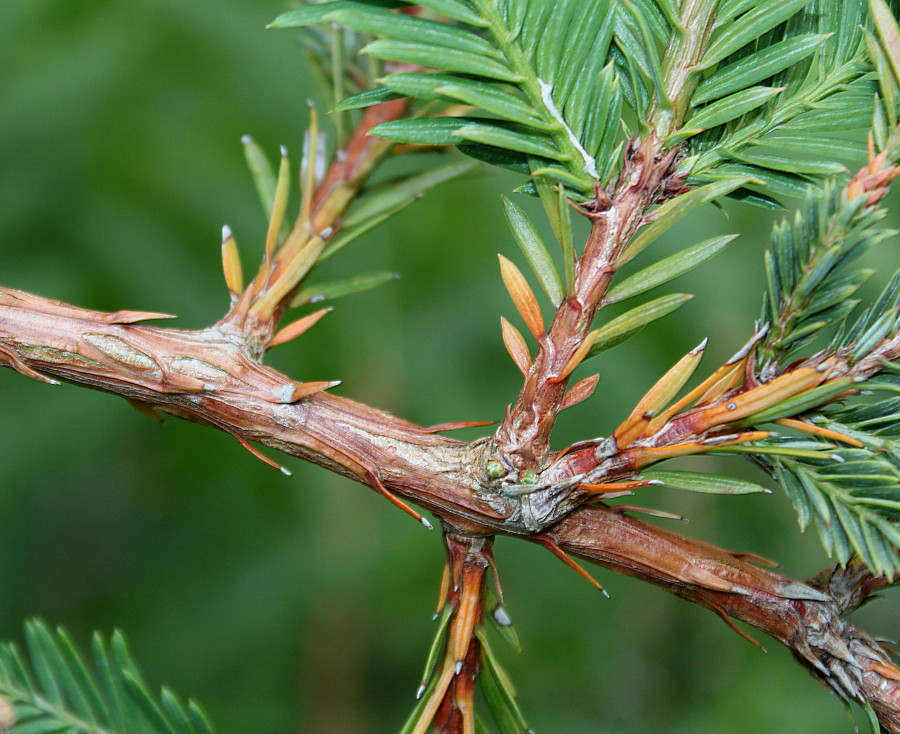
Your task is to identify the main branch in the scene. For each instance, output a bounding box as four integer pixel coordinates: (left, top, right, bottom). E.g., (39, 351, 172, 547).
(0, 282, 898, 728)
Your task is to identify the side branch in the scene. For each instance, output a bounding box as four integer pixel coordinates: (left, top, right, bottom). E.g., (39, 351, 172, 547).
(495, 136, 680, 467)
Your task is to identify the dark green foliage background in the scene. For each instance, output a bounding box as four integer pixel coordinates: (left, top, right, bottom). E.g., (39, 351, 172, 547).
(0, 2, 897, 732)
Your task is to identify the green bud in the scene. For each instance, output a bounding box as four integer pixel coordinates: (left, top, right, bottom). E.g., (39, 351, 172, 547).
(519, 469, 538, 485)
(486, 460, 506, 479)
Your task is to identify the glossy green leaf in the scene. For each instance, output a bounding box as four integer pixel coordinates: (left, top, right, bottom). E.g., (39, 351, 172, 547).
(555, 184, 576, 288)
(369, 117, 479, 145)
(711, 444, 836, 459)
(619, 177, 752, 265)
(863, 702, 882, 734)
(380, 72, 461, 101)
(606, 234, 738, 303)
(502, 195, 564, 304)
(617, 0, 669, 106)
(562, 14, 616, 137)
(873, 93, 891, 150)
(25, 624, 66, 709)
(738, 379, 854, 426)
(241, 136, 277, 219)
(643, 470, 771, 495)
(851, 309, 900, 362)
(381, 72, 547, 129)
(416, 607, 451, 702)
(55, 631, 108, 724)
(269, 1, 362, 28)
(582, 62, 619, 160)
(92, 635, 127, 732)
(453, 124, 564, 160)
(477, 631, 530, 734)
(701, 0, 815, 68)
(622, 0, 670, 43)
(333, 87, 401, 111)
(529, 165, 594, 194)
(324, 7, 499, 58)
(436, 82, 546, 128)
(716, 0, 764, 24)
(587, 294, 694, 358)
(362, 40, 521, 82)
(399, 0, 488, 26)
(487, 602, 523, 654)
(783, 105, 875, 132)
(695, 165, 819, 198)
(458, 143, 530, 173)
(693, 34, 830, 104)
(121, 671, 177, 734)
(871, 0, 900, 86)
(291, 272, 399, 307)
(680, 86, 785, 138)
(725, 187, 786, 210)
(764, 131, 866, 164)
(867, 30, 899, 128)
(723, 150, 848, 176)
(533, 173, 576, 289)
(756, 432, 900, 577)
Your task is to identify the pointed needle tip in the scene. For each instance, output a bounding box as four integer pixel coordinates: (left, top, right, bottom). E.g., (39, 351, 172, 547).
(454, 661, 463, 675)
(222, 224, 233, 241)
(421, 517, 434, 530)
(692, 337, 709, 354)
(240, 134, 253, 144)
(280, 144, 289, 157)
(280, 466, 292, 476)
(601, 588, 610, 598)
(416, 684, 426, 700)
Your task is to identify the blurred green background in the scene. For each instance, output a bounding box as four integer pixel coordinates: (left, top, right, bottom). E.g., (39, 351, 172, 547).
(0, 2, 897, 733)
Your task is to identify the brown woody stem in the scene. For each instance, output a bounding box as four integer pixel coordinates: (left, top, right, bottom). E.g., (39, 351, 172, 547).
(495, 136, 678, 467)
(1, 286, 898, 729)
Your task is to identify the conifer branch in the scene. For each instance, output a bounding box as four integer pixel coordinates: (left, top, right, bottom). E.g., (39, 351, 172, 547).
(4, 1, 900, 731)
(494, 135, 681, 467)
(219, 99, 409, 350)
(0, 265, 898, 727)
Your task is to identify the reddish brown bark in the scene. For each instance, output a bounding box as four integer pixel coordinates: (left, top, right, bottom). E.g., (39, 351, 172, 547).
(495, 138, 680, 468)
(0, 285, 898, 730)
